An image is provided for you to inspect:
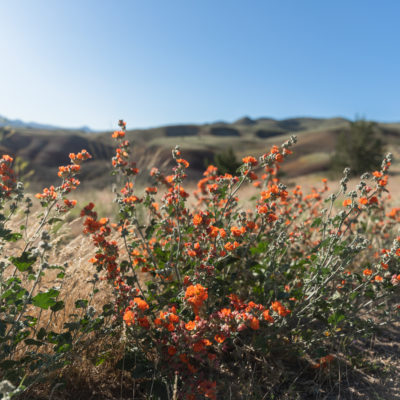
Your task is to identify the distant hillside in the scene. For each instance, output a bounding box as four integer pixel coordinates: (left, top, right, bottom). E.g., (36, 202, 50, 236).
(0, 115, 93, 133)
(1, 116, 399, 190)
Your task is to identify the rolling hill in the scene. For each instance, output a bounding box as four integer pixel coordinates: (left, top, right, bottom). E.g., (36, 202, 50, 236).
(1, 116, 399, 190)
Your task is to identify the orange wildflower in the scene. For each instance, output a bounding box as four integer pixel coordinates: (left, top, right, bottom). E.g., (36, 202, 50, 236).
(224, 241, 240, 251)
(166, 323, 175, 331)
(242, 156, 258, 166)
(123, 310, 135, 326)
(176, 158, 189, 168)
(263, 310, 274, 323)
(250, 317, 260, 330)
(36, 186, 57, 201)
(187, 249, 197, 257)
(63, 199, 77, 207)
(133, 297, 149, 311)
(214, 334, 226, 343)
(112, 130, 125, 138)
(169, 313, 179, 324)
(257, 205, 268, 214)
(193, 214, 203, 226)
(271, 301, 291, 317)
(231, 226, 246, 237)
(363, 269, 373, 276)
(208, 225, 220, 238)
(184, 284, 208, 315)
(219, 308, 232, 318)
(185, 320, 196, 331)
(378, 175, 388, 186)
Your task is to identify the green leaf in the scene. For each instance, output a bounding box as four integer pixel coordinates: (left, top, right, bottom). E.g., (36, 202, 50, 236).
(311, 217, 322, 228)
(24, 316, 37, 327)
(102, 303, 113, 316)
(56, 343, 72, 353)
(328, 312, 345, 326)
(95, 357, 106, 366)
(6, 233, 23, 242)
(5, 276, 21, 285)
(48, 217, 63, 225)
(14, 330, 30, 344)
(0, 226, 22, 242)
(75, 299, 88, 309)
(250, 241, 269, 255)
(349, 292, 358, 301)
(63, 322, 81, 331)
(50, 300, 65, 312)
(47, 264, 65, 271)
(145, 223, 156, 240)
(318, 238, 331, 249)
(37, 327, 47, 340)
(10, 252, 37, 272)
(24, 338, 44, 347)
(32, 289, 59, 310)
(50, 331, 72, 353)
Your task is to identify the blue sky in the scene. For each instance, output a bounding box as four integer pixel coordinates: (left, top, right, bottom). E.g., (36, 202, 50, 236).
(1, 1, 399, 130)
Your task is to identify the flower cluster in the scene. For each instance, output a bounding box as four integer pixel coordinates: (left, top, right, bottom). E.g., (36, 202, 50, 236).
(36, 149, 91, 202)
(0, 155, 16, 197)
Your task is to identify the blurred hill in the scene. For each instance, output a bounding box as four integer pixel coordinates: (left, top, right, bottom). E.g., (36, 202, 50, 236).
(1, 116, 400, 190)
(0, 114, 93, 132)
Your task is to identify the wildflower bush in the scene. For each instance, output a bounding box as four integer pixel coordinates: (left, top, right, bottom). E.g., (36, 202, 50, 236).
(0, 150, 109, 396)
(81, 121, 399, 399)
(0, 119, 399, 399)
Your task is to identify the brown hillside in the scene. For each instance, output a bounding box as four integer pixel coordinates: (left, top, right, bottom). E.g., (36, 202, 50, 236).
(1, 117, 399, 189)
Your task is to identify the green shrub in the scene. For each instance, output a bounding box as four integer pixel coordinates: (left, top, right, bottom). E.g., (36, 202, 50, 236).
(331, 119, 385, 175)
(213, 147, 241, 175)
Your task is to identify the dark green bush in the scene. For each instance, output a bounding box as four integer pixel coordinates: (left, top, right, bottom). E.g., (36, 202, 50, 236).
(331, 119, 385, 175)
(213, 147, 241, 175)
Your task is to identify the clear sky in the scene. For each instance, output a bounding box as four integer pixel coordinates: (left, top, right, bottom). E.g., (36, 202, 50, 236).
(1, 0, 400, 131)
